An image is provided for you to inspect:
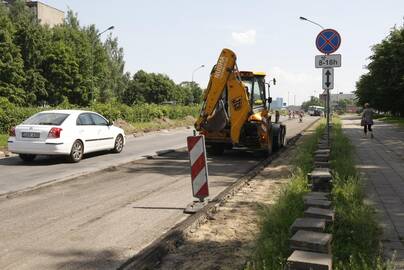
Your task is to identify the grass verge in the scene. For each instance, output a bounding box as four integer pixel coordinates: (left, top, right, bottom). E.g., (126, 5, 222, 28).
(247, 118, 394, 270)
(376, 116, 404, 127)
(246, 121, 325, 269)
(0, 133, 7, 149)
(331, 118, 393, 269)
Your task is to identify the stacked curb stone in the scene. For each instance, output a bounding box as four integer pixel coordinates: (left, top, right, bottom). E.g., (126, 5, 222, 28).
(287, 126, 335, 270)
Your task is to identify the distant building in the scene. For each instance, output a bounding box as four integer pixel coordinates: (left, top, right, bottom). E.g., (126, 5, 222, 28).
(3, 1, 64, 27)
(26, 1, 64, 27)
(330, 92, 356, 107)
(271, 97, 284, 110)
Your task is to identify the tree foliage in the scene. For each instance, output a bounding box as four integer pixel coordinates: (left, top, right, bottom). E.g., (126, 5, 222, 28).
(122, 70, 203, 105)
(355, 24, 404, 116)
(301, 96, 323, 111)
(0, 0, 203, 107)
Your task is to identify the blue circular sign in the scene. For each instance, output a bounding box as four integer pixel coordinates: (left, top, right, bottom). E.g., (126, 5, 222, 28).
(316, 29, 341, 54)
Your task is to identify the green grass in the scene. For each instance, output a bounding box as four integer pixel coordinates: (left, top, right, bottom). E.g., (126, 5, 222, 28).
(331, 118, 393, 269)
(377, 116, 404, 127)
(246, 121, 326, 270)
(0, 133, 8, 149)
(247, 118, 395, 270)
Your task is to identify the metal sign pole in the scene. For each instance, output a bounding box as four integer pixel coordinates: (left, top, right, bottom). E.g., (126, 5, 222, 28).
(327, 88, 330, 146)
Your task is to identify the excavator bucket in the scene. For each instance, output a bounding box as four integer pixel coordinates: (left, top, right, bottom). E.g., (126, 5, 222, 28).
(195, 49, 236, 131)
(201, 100, 228, 132)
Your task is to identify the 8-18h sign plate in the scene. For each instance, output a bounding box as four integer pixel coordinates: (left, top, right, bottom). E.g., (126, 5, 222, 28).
(315, 54, 341, 68)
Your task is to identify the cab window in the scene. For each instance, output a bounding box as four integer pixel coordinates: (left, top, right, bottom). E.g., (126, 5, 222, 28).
(252, 78, 265, 109)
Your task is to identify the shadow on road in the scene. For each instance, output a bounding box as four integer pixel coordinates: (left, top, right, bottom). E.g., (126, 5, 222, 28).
(39, 248, 124, 270)
(0, 150, 118, 166)
(119, 149, 261, 178)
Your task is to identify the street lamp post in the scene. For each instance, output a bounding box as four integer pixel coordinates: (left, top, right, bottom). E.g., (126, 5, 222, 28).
(91, 26, 114, 103)
(299, 16, 325, 30)
(299, 16, 331, 145)
(192, 64, 205, 83)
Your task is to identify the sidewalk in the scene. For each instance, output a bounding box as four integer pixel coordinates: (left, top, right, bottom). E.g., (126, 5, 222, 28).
(342, 115, 404, 269)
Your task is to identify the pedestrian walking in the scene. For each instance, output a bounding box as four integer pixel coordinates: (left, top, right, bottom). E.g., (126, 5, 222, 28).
(298, 111, 303, 123)
(361, 103, 374, 138)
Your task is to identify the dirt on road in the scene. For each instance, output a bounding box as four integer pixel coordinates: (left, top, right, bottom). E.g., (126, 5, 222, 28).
(155, 136, 305, 270)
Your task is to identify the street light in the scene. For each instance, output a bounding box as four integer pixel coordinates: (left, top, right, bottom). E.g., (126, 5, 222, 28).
(192, 64, 205, 83)
(299, 16, 325, 30)
(97, 25, 114, 37)
(91, 25, 114, 103)
(300, 16, 331, 145)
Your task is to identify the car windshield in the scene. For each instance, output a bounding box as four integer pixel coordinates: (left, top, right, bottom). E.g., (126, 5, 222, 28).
(23, 113, 69, 126)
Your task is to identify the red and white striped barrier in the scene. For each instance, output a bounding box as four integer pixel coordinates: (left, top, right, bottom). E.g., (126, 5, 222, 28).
(187, 135, 209, 200)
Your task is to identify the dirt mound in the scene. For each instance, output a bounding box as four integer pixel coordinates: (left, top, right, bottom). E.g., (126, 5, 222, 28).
(113, 119, 136, 134)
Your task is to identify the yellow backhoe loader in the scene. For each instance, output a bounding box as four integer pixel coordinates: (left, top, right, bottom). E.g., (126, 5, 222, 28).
(195, 48, 286, 155)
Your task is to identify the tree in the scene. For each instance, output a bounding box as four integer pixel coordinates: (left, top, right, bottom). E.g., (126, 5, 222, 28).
(101, 35, 127, 103)
(178, 81, 203, 104)
(123, 70, 183, 105)
(0, 4, 26, 105)
(301, 96, 322, 111)
(9, 0, 50, 105)
(355, 24, 404, 116)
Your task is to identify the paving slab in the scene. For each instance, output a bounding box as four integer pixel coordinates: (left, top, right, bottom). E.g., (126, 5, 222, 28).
(318, 144, 330, 149)
(342, 116, 404, 269)
(309, 168, 332, 180)
(304, 207, 335, 224)
(303, 194, 328, 201)
(304, 199, 331, 209)
(287, 250, 332, 270)
(290, 218, 326, 234)
(314, 153, 330, 162)
(306, 192, 330, 199)
(313, 161, 331, 168)
(314, 149, 331, 155)
(290, 230, 332, 254)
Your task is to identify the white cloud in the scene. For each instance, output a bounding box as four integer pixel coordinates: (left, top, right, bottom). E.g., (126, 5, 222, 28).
(231, 30, 256, 45)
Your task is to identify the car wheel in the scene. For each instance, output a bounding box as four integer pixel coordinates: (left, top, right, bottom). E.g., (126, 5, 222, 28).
(112, 134, 124, 153)
(19, 154, 36, 162)
(68, 140, 83, 163)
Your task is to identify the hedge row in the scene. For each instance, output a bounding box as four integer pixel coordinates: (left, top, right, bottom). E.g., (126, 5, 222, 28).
(0, 97, 200, 134)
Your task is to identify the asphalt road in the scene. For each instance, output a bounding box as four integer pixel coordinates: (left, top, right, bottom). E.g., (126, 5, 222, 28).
(0, 116, 318, 270)
(0, 116, 294, 195)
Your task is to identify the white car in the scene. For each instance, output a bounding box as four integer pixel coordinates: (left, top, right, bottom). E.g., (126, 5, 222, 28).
(8, 110, 126, 163)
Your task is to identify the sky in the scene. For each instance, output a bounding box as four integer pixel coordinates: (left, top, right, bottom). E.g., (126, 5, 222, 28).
(43, 0, 404, 105)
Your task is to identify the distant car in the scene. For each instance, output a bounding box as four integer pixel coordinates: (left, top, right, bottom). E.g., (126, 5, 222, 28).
(7, 110, 126, 163)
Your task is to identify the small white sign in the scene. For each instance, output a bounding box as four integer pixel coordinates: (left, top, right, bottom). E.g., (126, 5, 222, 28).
(322, 68, 334, 90)
(315, 54, 341, 68)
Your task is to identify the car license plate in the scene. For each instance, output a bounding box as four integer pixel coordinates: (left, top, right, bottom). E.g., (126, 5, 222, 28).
(22, 132, 40, 138)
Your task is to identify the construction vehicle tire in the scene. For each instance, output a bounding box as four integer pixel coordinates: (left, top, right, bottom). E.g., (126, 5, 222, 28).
(281, 125, 286, 147)
(273, 131, 281, 152)
(207, 143, 225, 156)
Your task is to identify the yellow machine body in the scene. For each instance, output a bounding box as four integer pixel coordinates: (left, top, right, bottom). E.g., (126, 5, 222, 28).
(195, 48, 285, 155)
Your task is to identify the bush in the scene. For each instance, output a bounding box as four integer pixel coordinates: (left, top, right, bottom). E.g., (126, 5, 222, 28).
(0, 99, 200, 133)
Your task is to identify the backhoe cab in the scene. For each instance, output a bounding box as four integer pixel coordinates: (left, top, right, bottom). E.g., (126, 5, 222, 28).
(195, 48, 286, 155)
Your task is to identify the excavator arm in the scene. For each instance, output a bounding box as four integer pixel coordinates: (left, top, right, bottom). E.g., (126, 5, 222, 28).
(194, 48, 250, 144)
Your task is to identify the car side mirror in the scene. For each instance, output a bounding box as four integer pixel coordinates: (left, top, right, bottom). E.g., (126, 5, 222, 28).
(267, 97, 273, 104)
(108, 120, 113, 126)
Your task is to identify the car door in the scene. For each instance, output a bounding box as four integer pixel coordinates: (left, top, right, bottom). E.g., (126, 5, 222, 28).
(76, 113, 97, 153)
(89, 113, 114, 150)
